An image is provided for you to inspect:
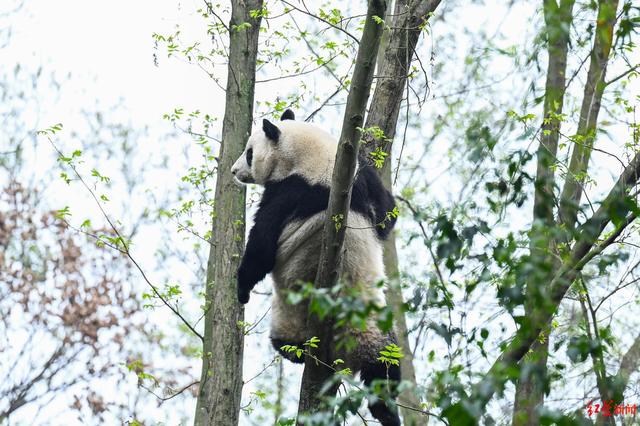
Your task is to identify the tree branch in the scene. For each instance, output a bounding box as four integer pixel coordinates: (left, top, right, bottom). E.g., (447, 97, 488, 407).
(453, 151, 640, 418)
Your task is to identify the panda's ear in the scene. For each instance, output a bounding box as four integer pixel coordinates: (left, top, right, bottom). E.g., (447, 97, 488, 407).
(280, 109, 295, 121)
(262, 119, 280, 143)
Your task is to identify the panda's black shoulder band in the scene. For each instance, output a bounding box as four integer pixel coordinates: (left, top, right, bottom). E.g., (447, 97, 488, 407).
(237, 175, 327, 302)
(351, 164, 397, 240)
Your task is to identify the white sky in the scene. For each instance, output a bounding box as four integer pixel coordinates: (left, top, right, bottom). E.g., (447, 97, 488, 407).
(6, 0, 220, 124)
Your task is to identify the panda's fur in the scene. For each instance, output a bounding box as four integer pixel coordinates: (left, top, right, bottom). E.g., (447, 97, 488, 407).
(231, 110, 401, 426)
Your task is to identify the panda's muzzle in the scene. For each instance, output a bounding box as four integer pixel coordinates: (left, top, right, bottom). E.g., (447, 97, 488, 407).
(235, 176, 255, 185)
(231, 169, 255, 185)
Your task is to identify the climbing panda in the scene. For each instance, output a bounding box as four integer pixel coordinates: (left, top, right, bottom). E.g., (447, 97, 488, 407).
(231, 109, 401, 426)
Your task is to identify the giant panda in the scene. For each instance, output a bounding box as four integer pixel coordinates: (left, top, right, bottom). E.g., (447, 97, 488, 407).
(231, 109, 401, 426)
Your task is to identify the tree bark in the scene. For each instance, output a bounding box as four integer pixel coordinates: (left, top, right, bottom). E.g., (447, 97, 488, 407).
(363, 0, 441, 164)
(296, 0, 388, 419)
(194, 2, 263, 425)
(512, 1, 575, 424)
(363, 1, 442, 424)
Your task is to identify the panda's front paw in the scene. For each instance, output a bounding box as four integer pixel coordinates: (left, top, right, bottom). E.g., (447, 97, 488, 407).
(238, 285, 250, 304)
(237, 265, 252, 304)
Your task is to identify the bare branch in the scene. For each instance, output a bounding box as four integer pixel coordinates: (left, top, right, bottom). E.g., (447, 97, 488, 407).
(280, 0, 360, 44)
(46, 137, 204, 341)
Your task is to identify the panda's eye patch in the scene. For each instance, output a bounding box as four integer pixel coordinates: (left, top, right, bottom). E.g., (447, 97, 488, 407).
(246, 148, 253, 166)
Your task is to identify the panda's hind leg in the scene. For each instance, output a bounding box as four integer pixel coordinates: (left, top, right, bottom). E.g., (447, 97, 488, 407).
(356, 329, 402, 426)
(270, 293, 308, 363)
(361, 359, 401, 426)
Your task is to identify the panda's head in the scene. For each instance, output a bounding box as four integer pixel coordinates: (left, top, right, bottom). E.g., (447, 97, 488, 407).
(231, 109, 338, 186)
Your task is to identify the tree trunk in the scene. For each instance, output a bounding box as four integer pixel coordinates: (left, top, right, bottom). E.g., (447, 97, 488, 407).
(579, 294, 615, 426)
(461, 151, 640, 416)
(514, 1, 618, 422)
(364, 2, 442, 424)
(194, 2, 263, 425)
(512, 1, 574, 424)
(559, 0, 619, 228)
(297, 0, 388, 419)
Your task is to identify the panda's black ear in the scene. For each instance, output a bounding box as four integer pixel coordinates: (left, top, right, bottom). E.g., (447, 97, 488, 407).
(263, 119, 280, 143)
(280, 109, 295, 121)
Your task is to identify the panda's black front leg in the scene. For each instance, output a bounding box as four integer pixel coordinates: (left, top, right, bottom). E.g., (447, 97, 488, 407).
(237, 254, 265, 304)
(237, 199, 286, 304)
(237, 232, 275, 304)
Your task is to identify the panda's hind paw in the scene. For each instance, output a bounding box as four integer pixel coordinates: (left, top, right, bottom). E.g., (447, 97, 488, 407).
(271, 338, 306, 363)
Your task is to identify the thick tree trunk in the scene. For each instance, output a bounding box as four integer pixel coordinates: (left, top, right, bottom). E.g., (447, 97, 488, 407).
(512, 1, 574, 424)
(364, 2, 441, 424)
(297, 0, 388, 419)
(194, 2, 263, 425)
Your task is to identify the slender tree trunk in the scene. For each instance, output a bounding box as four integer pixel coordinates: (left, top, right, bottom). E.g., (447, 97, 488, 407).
(364, 2, 441, 424)
(579, 294, 615, 426)
(512, 1, 574, 424)
(559, 0, 619, 228)
(462, 151, 640, 415)
(297, 0, 388, 419)
(274, 360, 284, 425)
(382, 234, 424, 425)
(194, 2, 263, 425)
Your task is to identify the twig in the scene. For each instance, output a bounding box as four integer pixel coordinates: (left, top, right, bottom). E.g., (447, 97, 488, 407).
(305, 84, 344, 122)
(244, 356, 279, 384)
(395, 196, 447, 289)
(605, 63, 640, 86)
(46, 137, 203, 341)
(140, 380, 199, 402)
(280, 0, 360, 44)
(202, 1, 230, 33)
